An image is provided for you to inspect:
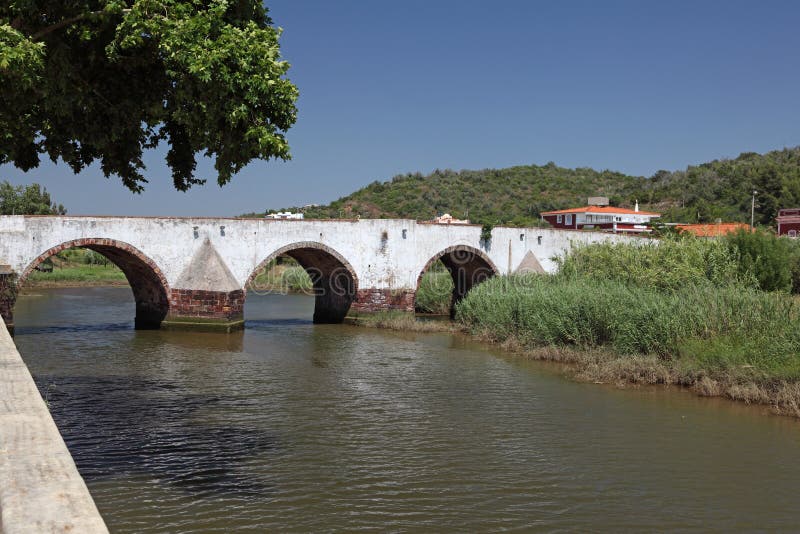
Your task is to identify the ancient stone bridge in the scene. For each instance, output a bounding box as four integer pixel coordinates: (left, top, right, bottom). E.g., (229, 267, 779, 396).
(0, 216, 635, 332)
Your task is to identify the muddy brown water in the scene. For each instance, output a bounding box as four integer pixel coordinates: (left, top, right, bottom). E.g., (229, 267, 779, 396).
(12, 287, 800, 532)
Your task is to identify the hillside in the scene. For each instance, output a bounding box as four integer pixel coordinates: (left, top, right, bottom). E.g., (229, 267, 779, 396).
(246, 147, 800, 226)
(640, 147, 800, 225)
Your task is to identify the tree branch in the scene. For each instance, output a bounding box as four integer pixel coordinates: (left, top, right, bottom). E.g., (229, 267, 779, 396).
(29, 9, 131, 41)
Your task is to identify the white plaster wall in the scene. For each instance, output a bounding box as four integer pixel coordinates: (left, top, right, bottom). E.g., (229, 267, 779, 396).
(0, 216, 644, 290)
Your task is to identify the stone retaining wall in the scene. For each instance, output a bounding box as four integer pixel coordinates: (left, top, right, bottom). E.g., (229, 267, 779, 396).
(0, 321, 107, 533)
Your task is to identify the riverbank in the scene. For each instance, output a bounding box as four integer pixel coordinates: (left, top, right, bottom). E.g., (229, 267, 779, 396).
(23, 278, 129, 289)
(24, 263, 127, 289)
(355, 308, 800, 418)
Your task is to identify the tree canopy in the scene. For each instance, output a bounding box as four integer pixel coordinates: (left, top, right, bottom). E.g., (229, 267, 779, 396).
(0, 1, 298, 192)
(0, 180, 66, 214)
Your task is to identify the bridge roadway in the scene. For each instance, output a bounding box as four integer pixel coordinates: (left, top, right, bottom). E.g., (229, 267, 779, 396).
(0, 216, 636, 332)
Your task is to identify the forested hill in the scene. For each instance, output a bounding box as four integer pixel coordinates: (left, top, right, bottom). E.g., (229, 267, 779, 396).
(298, 164, 642, 226)
(247, 147, 800, 226)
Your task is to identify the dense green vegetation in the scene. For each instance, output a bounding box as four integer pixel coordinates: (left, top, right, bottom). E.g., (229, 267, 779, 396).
(27, 263, 126, 285)
(249, 258, 313, 293)
(558, 230, 800, 294)
(245, 163, 641, 226)
(555, 236, 748, 292)
(643, 148, 800, 225)
(457, 276, 800, 378)
(726, 229, 800, 292)
(414, 261, 453, 315)
(0, 181, 65, 214)
(2, 1, 297, 192)
(26, 248, 126, 286)
(248, 147, 800, 227)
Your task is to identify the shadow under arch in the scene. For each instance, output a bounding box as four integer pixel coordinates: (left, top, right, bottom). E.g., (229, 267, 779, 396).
(13, 238, 170, 330)
(416, 245, 499, 318)
(246, 242, 358, 324)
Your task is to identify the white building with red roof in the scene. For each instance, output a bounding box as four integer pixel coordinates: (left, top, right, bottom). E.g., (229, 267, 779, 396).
(540, 198, 660, 233)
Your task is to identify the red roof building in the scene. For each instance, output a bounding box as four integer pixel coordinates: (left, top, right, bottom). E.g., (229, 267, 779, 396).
(675, 222, 750, 238)
(777, 209, 800, 238)
(540, 202, 660, 233)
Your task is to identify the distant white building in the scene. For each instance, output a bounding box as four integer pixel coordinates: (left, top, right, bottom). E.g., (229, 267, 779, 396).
(265, 211, 304, 220)
(433, 213, 470, 225)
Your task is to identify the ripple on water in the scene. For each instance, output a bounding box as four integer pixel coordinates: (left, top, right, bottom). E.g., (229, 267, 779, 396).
(13, 291, 800, 532)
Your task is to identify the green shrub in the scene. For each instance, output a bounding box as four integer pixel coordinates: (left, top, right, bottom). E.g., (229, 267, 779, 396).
(415, 270, 453, 314)
(724, 229, 797, 292)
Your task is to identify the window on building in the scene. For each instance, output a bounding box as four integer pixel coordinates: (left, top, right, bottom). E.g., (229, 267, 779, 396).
(615, 216, 622, 222)
(565, 214, 572, 225)
(557, 215, 562, 224)
(789, 230, 797, 238)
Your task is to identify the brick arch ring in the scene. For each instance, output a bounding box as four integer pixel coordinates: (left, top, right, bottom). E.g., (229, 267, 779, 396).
(245, 241, 360, 293)
(19, 238, 170, 291)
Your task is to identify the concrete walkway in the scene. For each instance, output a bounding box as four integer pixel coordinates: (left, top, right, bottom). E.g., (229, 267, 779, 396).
(0, 321, 107, 533)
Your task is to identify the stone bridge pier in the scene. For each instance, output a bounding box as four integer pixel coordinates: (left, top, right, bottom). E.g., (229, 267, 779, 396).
(0, 216, 638, 333)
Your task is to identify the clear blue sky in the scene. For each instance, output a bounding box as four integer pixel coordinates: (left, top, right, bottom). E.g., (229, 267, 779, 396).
(2, 0, 799, 215)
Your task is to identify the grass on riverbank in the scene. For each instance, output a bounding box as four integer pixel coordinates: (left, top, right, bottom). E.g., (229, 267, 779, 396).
(25, 264, 127, 287)
(455, 274, 800, 416)
(346, 311, 458, 333)
(250, 260, 314, 293)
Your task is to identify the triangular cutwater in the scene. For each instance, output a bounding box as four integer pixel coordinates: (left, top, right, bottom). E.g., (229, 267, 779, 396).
(515, 250, 545, 274)
(174, 238, 240, 292)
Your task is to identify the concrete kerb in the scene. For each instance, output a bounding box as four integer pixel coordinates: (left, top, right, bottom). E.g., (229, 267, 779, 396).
(0, 320, 108, 534)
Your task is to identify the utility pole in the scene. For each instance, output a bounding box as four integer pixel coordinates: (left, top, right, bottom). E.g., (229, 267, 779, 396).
(751, 190, 757, 230)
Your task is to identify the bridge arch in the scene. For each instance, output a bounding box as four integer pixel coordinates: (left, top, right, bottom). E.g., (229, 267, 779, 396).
(416, 245, 498, 318)
(11, 238, 170, 330)
(246, 242, 358, 324)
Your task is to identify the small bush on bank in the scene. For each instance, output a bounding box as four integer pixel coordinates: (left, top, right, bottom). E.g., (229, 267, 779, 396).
(415, 270, 453, 314)
(724, 229, 800, 293)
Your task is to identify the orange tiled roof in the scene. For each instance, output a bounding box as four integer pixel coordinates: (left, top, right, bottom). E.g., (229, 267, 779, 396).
(675, 222, 750, 237)
(541, 205, 660, 216)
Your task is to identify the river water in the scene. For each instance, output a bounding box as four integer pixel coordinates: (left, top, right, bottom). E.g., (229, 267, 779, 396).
(12, 287, 800, 532)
